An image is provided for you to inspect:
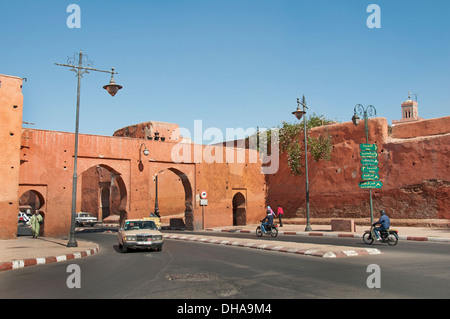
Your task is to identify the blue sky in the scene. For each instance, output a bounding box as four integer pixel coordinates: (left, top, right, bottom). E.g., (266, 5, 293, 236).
(1, 0, 449, 142)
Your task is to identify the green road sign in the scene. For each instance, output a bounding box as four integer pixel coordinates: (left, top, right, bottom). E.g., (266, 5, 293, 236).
(359, 181, 383, 189)
(361, 166, 379, 173)
(360, 143, 378, 151)
(361, 158, 379, 166)
(360, 151, 378, 158)
(361, 173, 380, 181)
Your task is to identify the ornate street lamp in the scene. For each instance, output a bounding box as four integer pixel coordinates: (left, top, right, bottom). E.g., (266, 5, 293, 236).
(352, 104, 376, 143)
(55, 50, 123, 247)
(292, 95, 312, 231)
(352, 104, 377, 223)
(103, 69, 123, 97)
(139, 143, 150, 162)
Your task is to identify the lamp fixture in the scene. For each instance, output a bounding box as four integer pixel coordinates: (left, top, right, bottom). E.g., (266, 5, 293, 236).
(292, 98, 306, 120)
(103, 68, 123, 97)
(139, 143, 149, 162)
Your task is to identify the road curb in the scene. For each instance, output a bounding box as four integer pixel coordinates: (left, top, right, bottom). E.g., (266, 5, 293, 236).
(205, 228, 450, 243)
(163, 234, 381, 258)
(0, 246, 100, 272)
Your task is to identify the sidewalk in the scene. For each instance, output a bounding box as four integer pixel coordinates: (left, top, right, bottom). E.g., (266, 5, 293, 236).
(0, 236, 99, 272)
(1, 221, 449, 272)
(203, 221, 450, 242)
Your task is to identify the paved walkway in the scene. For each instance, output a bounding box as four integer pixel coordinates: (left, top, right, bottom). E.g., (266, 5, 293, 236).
(0, 236, 99, 272)
(204, 222, 450, 242)
(1, 220, 449, 272)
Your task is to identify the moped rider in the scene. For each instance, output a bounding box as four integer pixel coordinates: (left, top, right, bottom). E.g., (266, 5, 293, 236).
(372, 210, 390, 241)
(261, 206, 275, 233)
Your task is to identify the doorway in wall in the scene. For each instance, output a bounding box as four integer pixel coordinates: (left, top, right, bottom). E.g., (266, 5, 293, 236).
(18, 189, 46, 236)
(232, 192, 246, 226)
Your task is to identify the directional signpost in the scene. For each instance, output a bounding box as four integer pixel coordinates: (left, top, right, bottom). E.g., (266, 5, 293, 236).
(360, 151, 377, 159)
(352, 105, 378, 223)
(359, 181, 383, 189)
(359, 144, 382, 186)
(361, 158, 379, 166)
(361, 165, 379, 173)
(360, 143, 378, 151)
(358, 143, 383, 223)
(361, 173, 380, 181)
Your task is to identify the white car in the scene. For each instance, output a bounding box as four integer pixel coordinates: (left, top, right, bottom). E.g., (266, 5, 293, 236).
(18, 212, 31, 225)
(118, 219, 163, 253)
(75, 212, 98, 227)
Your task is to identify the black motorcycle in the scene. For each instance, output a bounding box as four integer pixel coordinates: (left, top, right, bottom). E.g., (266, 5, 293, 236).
(363, 225, 399, 246)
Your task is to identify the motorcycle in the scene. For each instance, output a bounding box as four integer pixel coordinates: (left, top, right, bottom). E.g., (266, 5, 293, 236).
(363, 225, 399, 246)
(256, 221, 278, 238)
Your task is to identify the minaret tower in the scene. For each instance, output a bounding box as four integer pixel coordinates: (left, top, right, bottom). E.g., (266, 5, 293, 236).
(392, 92, 423, 125)
(401, 92, 419, 121)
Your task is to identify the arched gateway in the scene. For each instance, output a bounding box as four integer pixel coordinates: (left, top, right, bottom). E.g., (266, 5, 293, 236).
(164, 167, 194, 230)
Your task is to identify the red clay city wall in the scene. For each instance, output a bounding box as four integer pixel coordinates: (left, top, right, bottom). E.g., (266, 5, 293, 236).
(0, 75, 24, 239)
(2, 72, 448, 239)
(16, 126, 267, 237)
(391, 116, 450, 139)
(266, 117, 450, 220)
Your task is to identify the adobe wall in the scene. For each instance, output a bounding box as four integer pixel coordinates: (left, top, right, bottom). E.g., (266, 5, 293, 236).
(392, 116, 450, 139)
(15, 126, 266, 237)
(266, 118, 450, 220)
(0, 75, 23, 239)
(196, 146, 267, 227)
(2, 71, 448, 239)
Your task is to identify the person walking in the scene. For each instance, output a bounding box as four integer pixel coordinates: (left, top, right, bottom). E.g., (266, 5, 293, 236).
(30, 210, 43, 238)
(276, 204, 284, 227)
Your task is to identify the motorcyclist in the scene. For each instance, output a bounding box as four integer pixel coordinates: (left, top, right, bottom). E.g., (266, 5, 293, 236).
(261, 206, 275, 233)
(372, 210, 390, 241)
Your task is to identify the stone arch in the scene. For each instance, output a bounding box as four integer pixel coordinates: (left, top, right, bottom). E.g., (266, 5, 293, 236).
(80, 164, 128, 223)
(232, 192, 247, 226)
(19, 189, 45, 212)
(165, 167, 194, 230)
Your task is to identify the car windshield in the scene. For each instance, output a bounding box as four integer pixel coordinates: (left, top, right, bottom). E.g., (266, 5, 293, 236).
(124, 221, 157, 231)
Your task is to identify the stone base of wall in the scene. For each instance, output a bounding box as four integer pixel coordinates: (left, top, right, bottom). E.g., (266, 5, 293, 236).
(284, 218, 450, 228)
(331, 219, 356, 232)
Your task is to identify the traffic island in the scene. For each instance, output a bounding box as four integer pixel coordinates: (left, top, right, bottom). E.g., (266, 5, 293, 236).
(163, 234, 381, 258)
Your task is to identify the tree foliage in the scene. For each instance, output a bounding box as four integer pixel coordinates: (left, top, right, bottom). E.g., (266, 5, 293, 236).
(279, 113, 336, 176)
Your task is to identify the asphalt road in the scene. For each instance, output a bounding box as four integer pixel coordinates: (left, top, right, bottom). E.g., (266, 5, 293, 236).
(1, 230, 449, 300)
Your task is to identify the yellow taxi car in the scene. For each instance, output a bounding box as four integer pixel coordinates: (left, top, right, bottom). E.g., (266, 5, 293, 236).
(117, 218, 163, 253)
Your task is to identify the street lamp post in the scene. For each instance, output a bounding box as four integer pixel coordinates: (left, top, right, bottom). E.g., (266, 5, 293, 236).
(153, 170, 164, 218)
(55, 50, 122, 247)
(154, 174, 160, 217)
(352, 104, 377, 223)
(292, 95, 312, 231)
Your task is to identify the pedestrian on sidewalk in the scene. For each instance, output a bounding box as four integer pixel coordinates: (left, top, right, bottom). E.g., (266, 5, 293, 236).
(30, 210, 43, 238)
(276, 204, 284, 227)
